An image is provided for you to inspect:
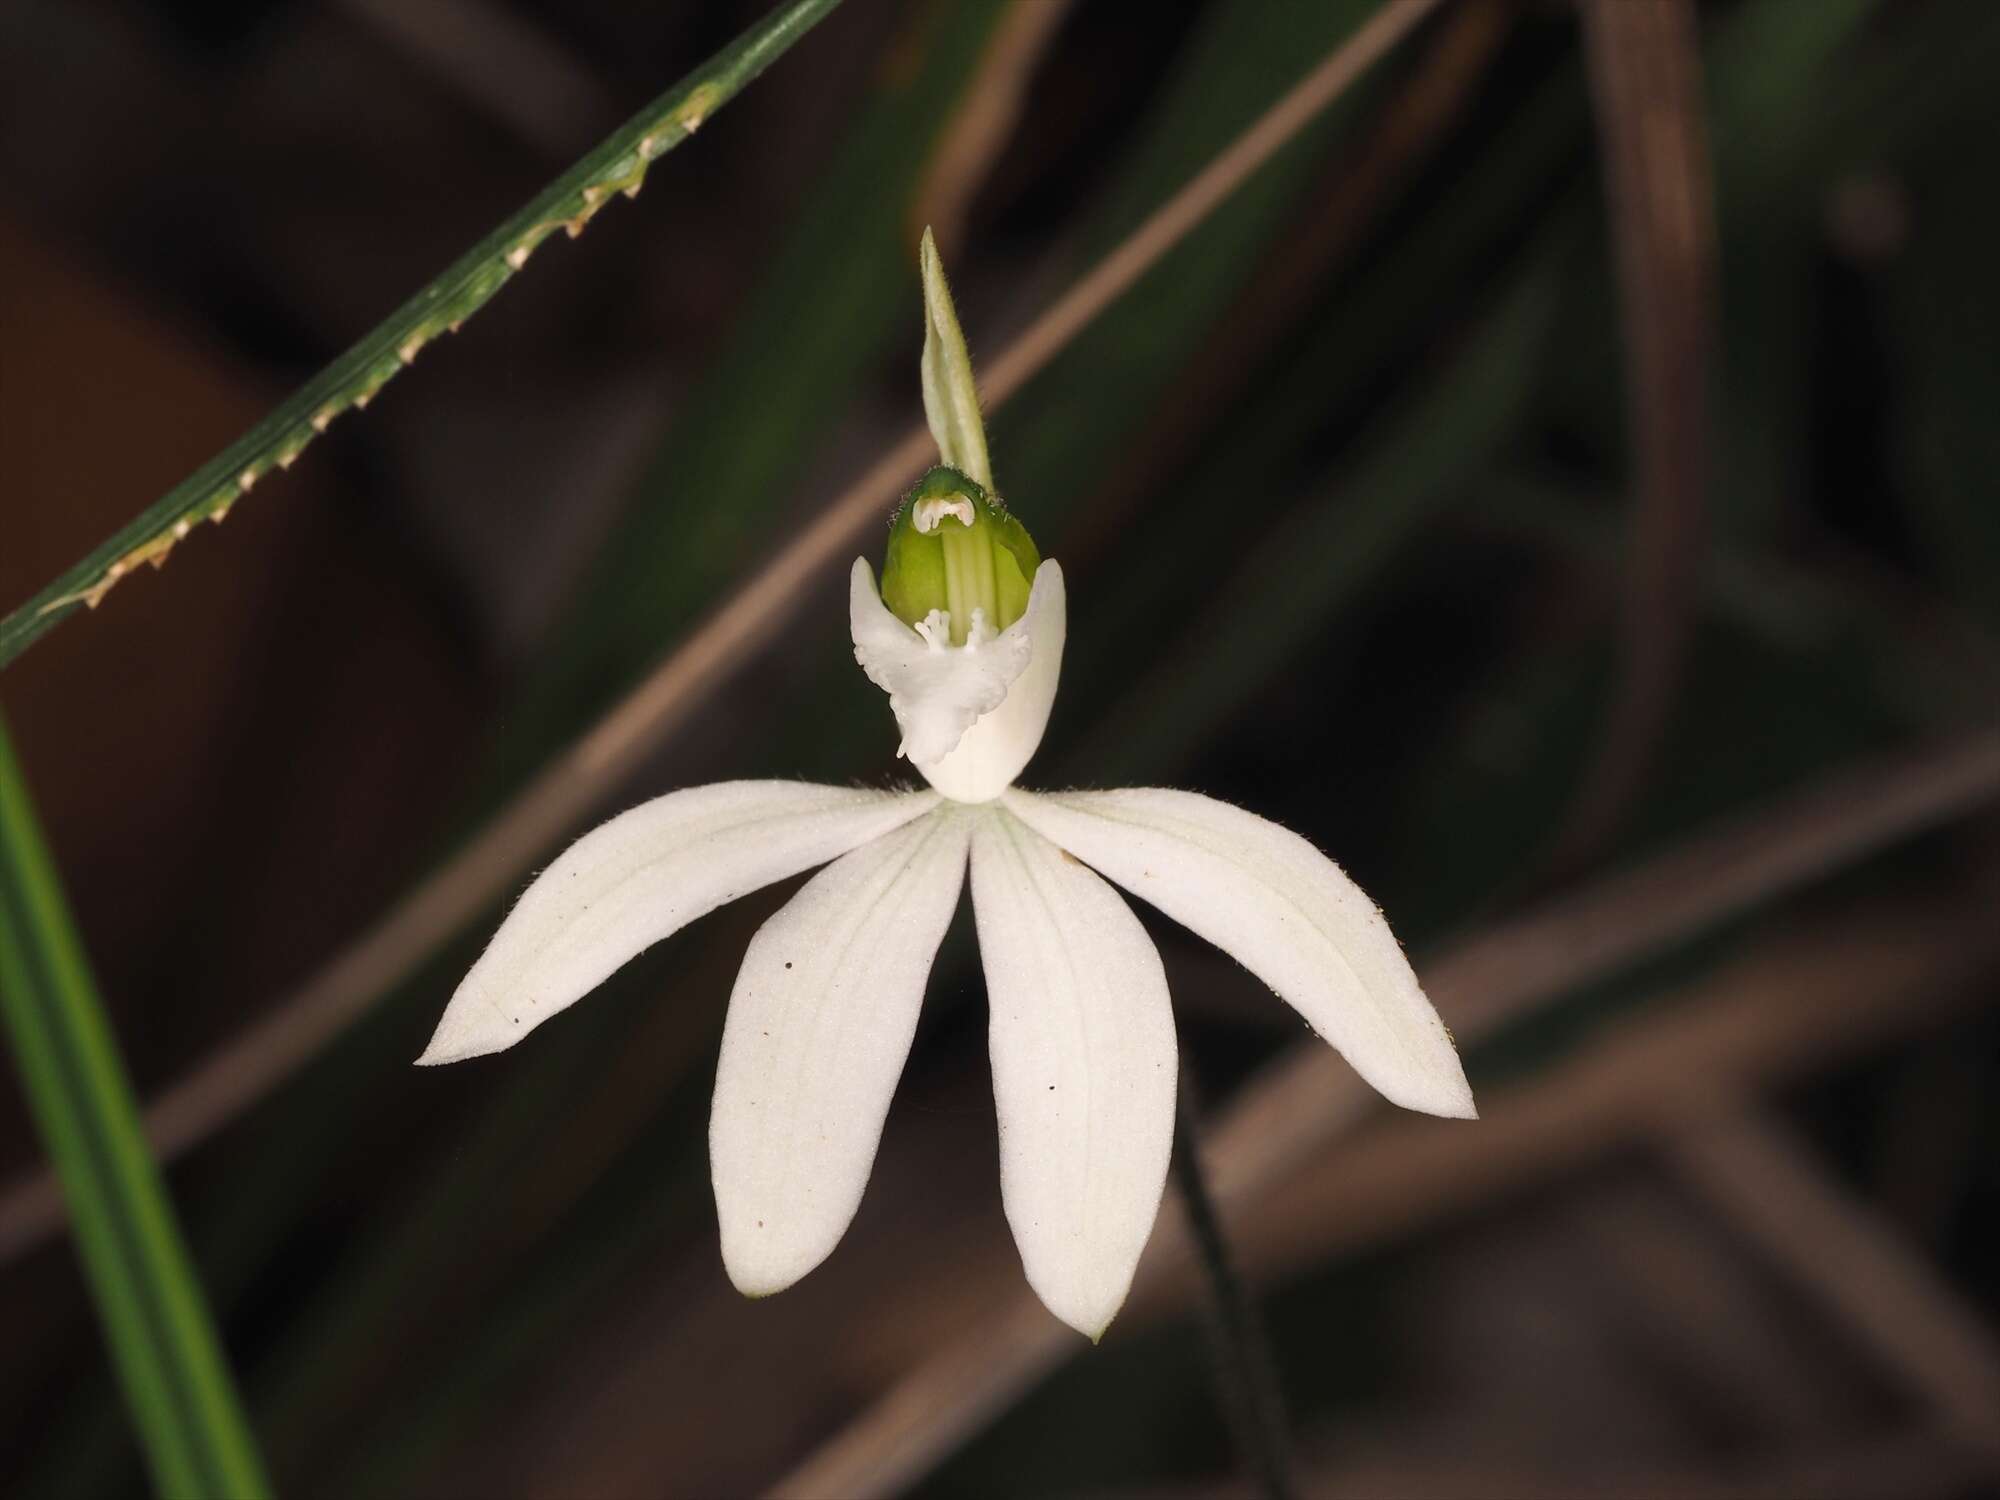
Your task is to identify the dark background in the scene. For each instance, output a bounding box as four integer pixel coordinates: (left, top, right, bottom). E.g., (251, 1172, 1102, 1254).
(4, 0, 2000, 1494)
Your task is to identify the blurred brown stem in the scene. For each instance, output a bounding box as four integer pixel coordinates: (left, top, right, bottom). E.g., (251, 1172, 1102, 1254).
(912, 0, 1077, 257)
(1065, 0, 1509, 570)
(1667, 1102, 2000, 1458)
(1554, 0, 1716, 872)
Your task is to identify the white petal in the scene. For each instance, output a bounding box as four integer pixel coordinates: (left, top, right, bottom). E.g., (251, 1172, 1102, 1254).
(970, 807, 1176, 1339)
(1004, 789, 1474, 1120)
(418, 782, 937, 1065)
(849, 558, 1066, 804)
(711, 805, 968, 1296)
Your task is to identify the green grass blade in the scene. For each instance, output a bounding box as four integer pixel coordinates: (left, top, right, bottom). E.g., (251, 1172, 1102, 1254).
(0, 716, 270, 1498)
(0, 0, 843, 674)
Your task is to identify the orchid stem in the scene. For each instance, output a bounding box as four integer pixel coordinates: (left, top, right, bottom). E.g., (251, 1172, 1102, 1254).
(1173, 1073, 1296, 1500)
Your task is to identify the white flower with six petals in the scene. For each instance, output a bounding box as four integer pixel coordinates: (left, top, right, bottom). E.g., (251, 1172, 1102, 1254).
(418, 232, 1473, 1339)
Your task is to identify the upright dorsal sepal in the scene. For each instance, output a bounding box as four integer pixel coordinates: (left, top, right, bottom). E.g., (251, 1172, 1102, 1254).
(920, 227, 993, 491)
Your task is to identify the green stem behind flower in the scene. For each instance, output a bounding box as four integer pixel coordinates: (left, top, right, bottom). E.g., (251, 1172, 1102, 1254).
(1173, 1075, 1296, 1500)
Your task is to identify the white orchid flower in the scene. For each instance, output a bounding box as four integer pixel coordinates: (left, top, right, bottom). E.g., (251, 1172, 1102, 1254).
(419, 230, 1473, 1339)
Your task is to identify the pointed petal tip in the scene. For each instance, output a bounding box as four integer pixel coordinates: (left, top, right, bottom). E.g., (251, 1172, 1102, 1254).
(413, 1030, 465, 1066)
(1020, 1242, 1141, 1344)
(1044, 1292, 1122, 1344)
(413, 1002, 512, 1066)
(412, 1033, 487, 1067)
(1384, 1068, 1478, 1121)
(720, 1243, 810, 1302)
(1428, 1054, 1480, 1121)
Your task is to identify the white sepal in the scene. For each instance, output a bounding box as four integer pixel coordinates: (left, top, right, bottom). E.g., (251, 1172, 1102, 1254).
(711, 804, 968, 1297)
(1004, 788, 1474, 1120)
(417, 782, 936, 1065)
(970, 807, 1176, 1340)
(850, 558, 1066, 803)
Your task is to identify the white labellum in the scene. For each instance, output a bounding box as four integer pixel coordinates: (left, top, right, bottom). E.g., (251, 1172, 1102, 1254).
(849, 557, 1066, 803)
